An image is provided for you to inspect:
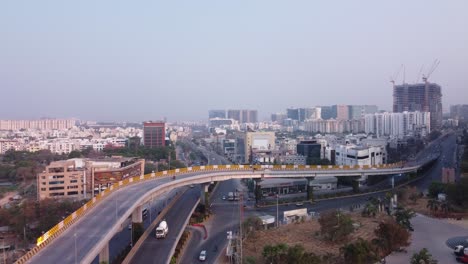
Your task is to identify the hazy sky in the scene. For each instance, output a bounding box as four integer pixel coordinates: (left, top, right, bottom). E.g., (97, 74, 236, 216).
(1, 1, 467, 122)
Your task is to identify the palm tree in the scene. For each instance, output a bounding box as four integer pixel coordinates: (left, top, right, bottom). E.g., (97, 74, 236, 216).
(410, 248, 438, 264)
(394, 207, 416, 231)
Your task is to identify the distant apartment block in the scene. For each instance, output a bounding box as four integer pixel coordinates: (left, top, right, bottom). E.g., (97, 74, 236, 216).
(0, 119, 75, 130)
(0, 140, 19, 154)
(332, 105, 349, 120)
(143, 121, 166, 147)
(208, 110, 226, 119)
(450, 105, 468, 121)
(37, 157, 144, 200)
(364, 111, 430, 138)
(304, 119, 364, 134)
(286, 108, 321, 122)
(271, 113, 287, 123)
(393, 82, 442, 129)
(227, 109, 258, 123)
(320, 106, 334, 120)
(348, 105, 378, 120)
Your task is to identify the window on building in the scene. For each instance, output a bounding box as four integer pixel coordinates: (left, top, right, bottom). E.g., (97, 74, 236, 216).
(49, 186, 65, 191)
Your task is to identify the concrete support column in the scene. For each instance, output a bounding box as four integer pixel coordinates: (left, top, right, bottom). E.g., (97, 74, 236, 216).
(99, 243, 109, 264)
(200, 184, 209, 206)
(132, 205, 143, 223)
(306, 177, 315, 201)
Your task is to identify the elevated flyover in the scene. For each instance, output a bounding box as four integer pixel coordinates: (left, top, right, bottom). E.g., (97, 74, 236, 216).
(17, 160, 435, 264)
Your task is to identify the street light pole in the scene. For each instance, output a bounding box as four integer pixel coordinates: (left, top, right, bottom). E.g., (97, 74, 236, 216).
(74, 233, 77, 264)
(276, 194, 279, 228)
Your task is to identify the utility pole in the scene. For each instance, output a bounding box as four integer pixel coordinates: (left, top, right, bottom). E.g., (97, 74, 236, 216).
(238, 194, 243, 264)
(276, 194, 279, 228)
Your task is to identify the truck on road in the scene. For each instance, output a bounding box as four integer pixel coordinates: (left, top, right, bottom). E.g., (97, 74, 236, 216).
(155, 220, 168, 238)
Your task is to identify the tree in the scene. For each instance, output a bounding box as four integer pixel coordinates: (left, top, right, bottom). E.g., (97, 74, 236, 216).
(318, 210, 354, 242)
(340, 238, 379, 264)
(410, 248, 438, 264)
(394, 207, 416, 231)
(362, 203, 378, 218)
(68, 150, 82, 159)
(427, 182, 446, 198)
(409, 193, 419, 204)
(374, 220, 410, 255)
(426, 199, 439, 212)
(262, 244, 276, 263)
(445, 177, 468, 209)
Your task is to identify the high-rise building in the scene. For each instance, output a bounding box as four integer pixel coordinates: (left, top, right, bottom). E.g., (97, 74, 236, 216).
(287, 108, 321, 122)
(332, 105, 349, 120)
(0, 119, 75, 130)
(364, 111, 430, 138)
(320, 106, 334, 120)
(227, 109, 257, 123)
(271, 113, 287, 123)
(143, 121, 166, 147)
(393, 82, 442, 129)
(286, 108, 300, 121)
(227, 110, 241, 122)
(450, 105, 468, 121)
(208, 110, 226, 119)
(348, 105, 378, 120)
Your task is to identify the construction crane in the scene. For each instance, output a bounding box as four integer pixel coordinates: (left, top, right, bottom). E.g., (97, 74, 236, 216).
(422, 59, 440, 83)
(390, 64, 404, 85)
(415, 65, 424, 83)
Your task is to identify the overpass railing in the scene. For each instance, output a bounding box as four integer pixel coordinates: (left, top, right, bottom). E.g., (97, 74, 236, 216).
(14, 161, 405, 264)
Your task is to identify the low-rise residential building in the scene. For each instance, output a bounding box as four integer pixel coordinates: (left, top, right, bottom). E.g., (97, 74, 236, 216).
(37, 157, 145, 200)
(37, 160, 85, 200)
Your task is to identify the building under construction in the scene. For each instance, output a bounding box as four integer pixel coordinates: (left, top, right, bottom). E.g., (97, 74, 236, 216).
(393, 81, 442, 129)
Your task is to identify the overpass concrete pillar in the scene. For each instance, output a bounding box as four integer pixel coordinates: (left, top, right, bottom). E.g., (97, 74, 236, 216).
(132, 205, 143, 223)
(306, 177, 315, 201)
(99, 243, 109, 263)
(200, 184, 210, 206)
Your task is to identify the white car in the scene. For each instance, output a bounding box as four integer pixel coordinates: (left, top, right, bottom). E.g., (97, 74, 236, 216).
(222, 196, 226, 200)
(199, 250, 207, 261)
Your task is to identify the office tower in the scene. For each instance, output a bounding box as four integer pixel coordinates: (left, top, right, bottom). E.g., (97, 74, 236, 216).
(393, 82, 442, 129)
(286, 108, 300, 121)
(349, 105, 378, 120)
(332, 105, 349, 120)
(208, 110, 226, 119)
(143, 121, 166, 147)
(321, 106, 334, 120)
(297, 140, 321, 160)
(450, 105, 468, 121)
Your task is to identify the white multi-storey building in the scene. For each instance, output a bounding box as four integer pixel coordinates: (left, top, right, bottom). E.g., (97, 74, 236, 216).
(335, 144, 386, 166)
(364, 111, 430, 138)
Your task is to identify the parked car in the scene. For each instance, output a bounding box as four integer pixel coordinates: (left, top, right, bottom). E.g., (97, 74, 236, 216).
(199, 250, 207, 261)
(295, 202, 304, 207)
(222, 195, 226, 200)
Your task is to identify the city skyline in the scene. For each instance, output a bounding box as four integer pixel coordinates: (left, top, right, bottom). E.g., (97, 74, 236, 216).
(1, 1, 467, 121)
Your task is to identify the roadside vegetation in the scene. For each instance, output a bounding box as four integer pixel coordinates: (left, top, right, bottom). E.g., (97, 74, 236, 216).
(243, 201, 415, 264)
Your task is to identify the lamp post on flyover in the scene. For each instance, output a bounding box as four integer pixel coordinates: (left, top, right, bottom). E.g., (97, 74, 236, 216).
(74, 233, 77, 264)
(276, 194, 279, 228)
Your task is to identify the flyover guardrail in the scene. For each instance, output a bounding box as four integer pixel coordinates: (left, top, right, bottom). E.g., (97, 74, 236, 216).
(14, 161, 409, 264)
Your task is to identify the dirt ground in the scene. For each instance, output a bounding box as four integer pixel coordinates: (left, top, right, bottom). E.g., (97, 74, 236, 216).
(243, 212, 392, 263)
